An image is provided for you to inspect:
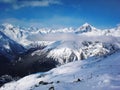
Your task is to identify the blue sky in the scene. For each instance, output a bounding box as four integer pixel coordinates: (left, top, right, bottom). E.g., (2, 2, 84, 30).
(0, 0, 120, 29)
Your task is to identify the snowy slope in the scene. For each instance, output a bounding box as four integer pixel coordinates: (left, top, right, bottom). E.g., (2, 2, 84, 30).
(1, 50, 120, 90)
(0, 23, 31, 47)
(31, 38, 119, 65)
(0, 30, 25, 60)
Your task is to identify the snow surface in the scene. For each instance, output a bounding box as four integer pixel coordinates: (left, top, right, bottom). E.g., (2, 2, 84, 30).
(1, 50, 120, 90)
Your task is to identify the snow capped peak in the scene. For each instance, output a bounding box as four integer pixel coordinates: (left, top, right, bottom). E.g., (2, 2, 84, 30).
(81, 22, 96, 30)
(1, 23, 14, 29)
(81, 22, 94, 28)
(75, 23, 97, 34)
(82, 22, 91, 27)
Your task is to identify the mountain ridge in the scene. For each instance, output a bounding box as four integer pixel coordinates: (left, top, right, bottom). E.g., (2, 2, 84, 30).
(0, 22, 120, 78)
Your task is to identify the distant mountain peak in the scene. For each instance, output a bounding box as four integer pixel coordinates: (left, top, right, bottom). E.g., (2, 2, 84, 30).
(75, 23, 96, 34)
(1, 23, 14, 29)
(82, 22, 91, 27)
(2, 23, 13, 27)
(82, 22, 96, 29)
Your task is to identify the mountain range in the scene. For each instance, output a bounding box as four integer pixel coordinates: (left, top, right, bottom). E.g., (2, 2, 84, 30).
(0, 23, 120, 89)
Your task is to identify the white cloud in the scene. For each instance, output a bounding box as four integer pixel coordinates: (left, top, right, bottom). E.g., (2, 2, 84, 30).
(0, 0, 61, 9)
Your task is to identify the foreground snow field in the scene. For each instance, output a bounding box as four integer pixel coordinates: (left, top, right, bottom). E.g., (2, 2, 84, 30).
(1, 50, 120, 90)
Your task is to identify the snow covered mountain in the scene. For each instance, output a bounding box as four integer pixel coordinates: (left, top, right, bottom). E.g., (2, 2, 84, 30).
(0, 23, 120, 89)
(1, 50, 120, 90)
(0, 30, 25, 60)
(5, 36, 118, 78)
(0, 23, 120, 49)
(75, 23, 120, 36)
(0, 23, 32, 47)
(31, 39, 119, 65)
(0, 23, 120, 73)
(75, 23, 97, 33)
(0, 29, 26, 76)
